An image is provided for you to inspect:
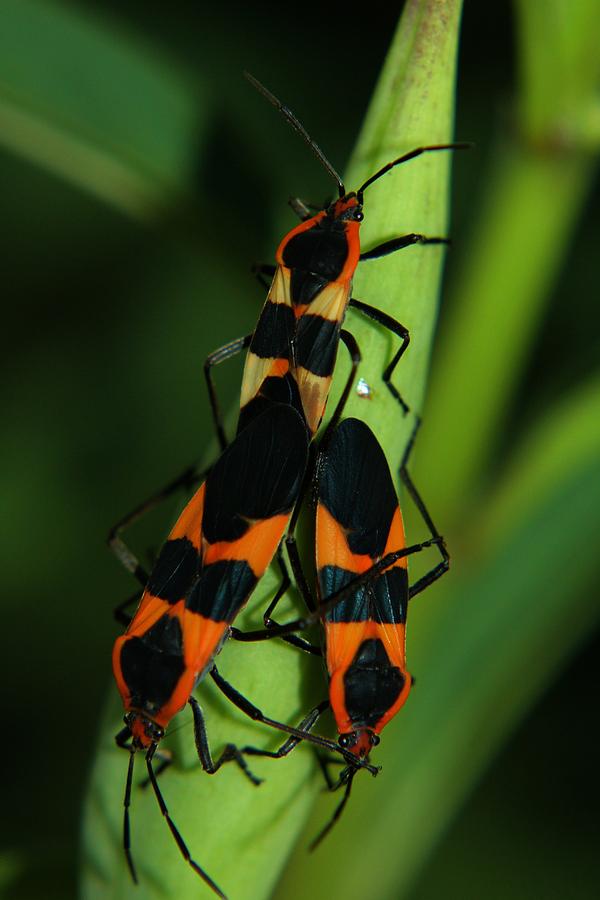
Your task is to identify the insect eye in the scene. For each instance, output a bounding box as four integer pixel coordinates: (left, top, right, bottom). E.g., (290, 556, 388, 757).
(355, 211, 364, 222)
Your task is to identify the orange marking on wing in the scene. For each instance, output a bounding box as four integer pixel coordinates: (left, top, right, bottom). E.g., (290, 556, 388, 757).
(203, 512, 289, 577)
(125, 593, 171, 637)
(296, 369, 331, 436)
(153, 668, 197, 729)
(326, 620, 372, 734)
(383, 507, 407, 568)
(154, 610, 228, 726)
(112, 595, 171, 709)
(181, 611, 229, 672)
(376, 618, 407, 672)
(169, 483, 206, 549)
(326, 620, 412, 737)
(316, 504, 375, 575)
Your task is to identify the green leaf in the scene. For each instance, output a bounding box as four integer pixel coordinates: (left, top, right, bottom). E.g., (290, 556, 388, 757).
(328, 0, 464, 462)
(416, 0, 600, 523)
(0, 0, 207, 220)
(81, 1, 464, 897)
(515, 0, 600, 147)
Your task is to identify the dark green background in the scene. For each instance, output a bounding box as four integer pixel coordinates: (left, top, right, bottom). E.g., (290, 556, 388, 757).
(2, 2, 598, 898)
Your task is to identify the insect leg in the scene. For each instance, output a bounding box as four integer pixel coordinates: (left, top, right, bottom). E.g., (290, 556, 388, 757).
(107, 462, 205, 585)
(209, 666, 378, 773)
(359, 232, 449, 261)
(231, 545, 321, 655)
(308, 766, 357, 851)
(188, 695, 262, 785)
(349, 297, 410, 413)
(113, 589, 143, 626)
(204, 334, 252, 450)
(240, 700, 329, 760)
(399, 419, 450, 599)
(230, 538, 443, 642)
(251, 263, 276, 290)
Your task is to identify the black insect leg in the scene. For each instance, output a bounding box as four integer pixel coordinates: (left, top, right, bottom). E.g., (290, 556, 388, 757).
(231, 546, 321, 655)
(288, 197, 313, 220)
(251, 263, 276, 291)
(107, 462, 205, 586)
(399, 418, 450, 599)
(240, 700, 329, 761)
(266, 548, 320, 652)
(204, 334, 252, 450)
(229, 538, 442, 643)
(188, 695, 262, 785)
(326, 329, 361, 435)
(209, 666, 377, 773)
(288, 197, 331, 220)
(359, 233, 449, 261)
(308, 764, 357, 851)
(113, 589, 142, 626)
(349, 297, 410, 414)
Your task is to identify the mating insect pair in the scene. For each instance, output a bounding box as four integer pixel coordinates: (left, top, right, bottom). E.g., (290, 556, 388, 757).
(111, 408, 446, 896)
(109, 73, 460, 897)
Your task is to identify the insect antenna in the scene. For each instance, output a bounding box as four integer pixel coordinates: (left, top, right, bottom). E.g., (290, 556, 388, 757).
(244, 71, 346, 198)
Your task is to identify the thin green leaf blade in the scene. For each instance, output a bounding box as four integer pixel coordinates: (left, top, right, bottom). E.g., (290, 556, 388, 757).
(0, 0, 206, 220)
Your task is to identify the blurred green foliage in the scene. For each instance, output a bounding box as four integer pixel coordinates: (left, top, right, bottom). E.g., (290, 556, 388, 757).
(1, 1, 599, 899)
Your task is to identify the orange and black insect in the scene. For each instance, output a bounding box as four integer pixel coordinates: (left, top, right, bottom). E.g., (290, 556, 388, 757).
(111, 403, 308, 894)
(205, 74, 468, 448)
(311, 417, 449, 843)
(237, 416, 448, 844)
(110, 403, 376, 896)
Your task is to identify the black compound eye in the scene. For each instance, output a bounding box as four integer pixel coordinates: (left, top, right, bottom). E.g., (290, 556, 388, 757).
(370, 733, 381, 747)
(355, 211, 364, 221)
(339, 733, 354, 749)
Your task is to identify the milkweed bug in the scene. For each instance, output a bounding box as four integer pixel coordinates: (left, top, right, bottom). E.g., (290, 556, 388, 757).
(236, 417, 449, 845)
(111, 403, 377, 895)
(204, 74, 469, 448)
(311, 417, 449, 844)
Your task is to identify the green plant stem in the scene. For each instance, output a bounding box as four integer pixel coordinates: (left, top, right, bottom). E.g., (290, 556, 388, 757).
(340, 0, 464, 463)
